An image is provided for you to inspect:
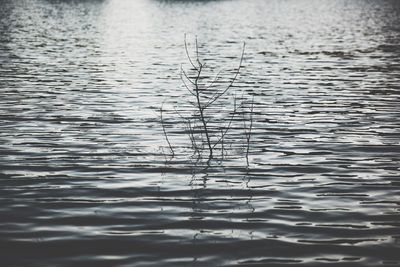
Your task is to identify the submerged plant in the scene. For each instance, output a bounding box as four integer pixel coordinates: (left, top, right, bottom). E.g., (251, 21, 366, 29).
(161, 35, 254, 165)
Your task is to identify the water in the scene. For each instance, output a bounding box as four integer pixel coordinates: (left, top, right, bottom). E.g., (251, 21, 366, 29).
(1, 0, 400, 266)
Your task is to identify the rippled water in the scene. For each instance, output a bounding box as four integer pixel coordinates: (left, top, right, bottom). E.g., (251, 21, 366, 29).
(1, 0, 400, 266)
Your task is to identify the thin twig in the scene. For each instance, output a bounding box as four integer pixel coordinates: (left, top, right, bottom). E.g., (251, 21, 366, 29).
(160, 102, 175, 157)
(180, 68, 196, 97)
(181, 65, 196, 85)
(173, 107, 201, 156)
(204, 42, 245, 110)
(245, 95, 254, 166)
(184, 33, 197, 70)
(205, 70, 223, 90)
(193, 63, 213, 159)
(195, 36, 200, 66)
(212, 94, 243, 149)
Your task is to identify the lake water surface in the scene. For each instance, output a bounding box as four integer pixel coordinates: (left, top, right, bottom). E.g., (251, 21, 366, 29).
(1, 0, 400, 266)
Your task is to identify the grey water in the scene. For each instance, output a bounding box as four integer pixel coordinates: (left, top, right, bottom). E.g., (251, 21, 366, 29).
(1, 0, 400, 266)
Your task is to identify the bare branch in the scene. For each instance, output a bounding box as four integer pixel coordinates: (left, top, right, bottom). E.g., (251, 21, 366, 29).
(184, 33, 197, 70)
(204, 42, 246, 109)
(195, 36, 200, 66)
(163, 37, 250, 164)
(181, 65, 196, 85)
(205, 69, 223, 90)
(160, 102, 175, 157)
(245, 95, 255, 166)
(180, 69, 196, 97)
(212, 94, 241, 149)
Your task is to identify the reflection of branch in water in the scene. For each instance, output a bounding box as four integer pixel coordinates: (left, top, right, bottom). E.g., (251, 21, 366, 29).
(243, 167, 255, 214)
(243, 95, 255, 167)
(189, 167, 210, 188)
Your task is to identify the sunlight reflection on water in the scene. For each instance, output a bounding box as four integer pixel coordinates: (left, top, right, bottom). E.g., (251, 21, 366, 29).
(0, 0, 400, 266)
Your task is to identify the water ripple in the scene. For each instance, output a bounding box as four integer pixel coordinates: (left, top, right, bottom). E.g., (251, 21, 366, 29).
(1, 0, 400, 266)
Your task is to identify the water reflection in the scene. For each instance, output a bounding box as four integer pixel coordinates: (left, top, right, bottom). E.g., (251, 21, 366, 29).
(1, 0, 400, 266)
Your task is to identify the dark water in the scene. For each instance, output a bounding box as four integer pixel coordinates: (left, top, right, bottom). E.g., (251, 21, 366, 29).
(1, 0, 400, 266)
